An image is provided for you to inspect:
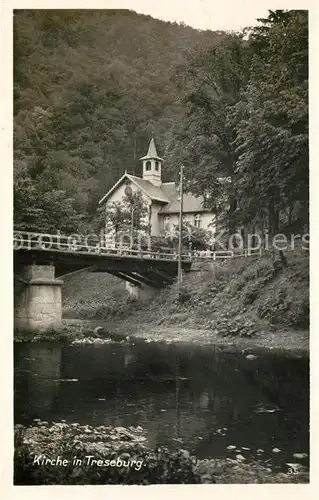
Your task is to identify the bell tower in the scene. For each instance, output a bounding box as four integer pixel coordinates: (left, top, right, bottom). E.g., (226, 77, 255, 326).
(140, 136, 163, 187)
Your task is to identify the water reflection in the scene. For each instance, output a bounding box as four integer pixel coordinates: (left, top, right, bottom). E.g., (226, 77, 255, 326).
(15, 343, 62, 420)
(14, 341, 309, 469)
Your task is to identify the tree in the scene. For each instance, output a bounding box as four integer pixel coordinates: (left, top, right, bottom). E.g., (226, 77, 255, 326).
(103, 190, 149, 241)
(13, 9, 308, 240)
(14, 10, 224, 235)
(167, 10, 308, 237)
(14, 177, 84, 233)
(167, 221, 212, 250)
(166, 33, 252, 233)
(231, 10, 308, 235)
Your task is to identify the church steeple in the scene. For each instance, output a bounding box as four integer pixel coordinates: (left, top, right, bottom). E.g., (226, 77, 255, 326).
(140, 136, 163, 187)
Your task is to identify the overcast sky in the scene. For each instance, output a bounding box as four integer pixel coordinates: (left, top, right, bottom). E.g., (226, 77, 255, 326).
(90, 0, 308, 32)
(9, 0, 311, 32)
(126, 0, 269, 31)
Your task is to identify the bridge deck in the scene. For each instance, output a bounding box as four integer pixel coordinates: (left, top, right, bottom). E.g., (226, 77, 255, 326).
(14, 231, 262, 262)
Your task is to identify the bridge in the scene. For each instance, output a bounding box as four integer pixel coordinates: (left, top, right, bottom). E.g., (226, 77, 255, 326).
(13, 230, 261, 333)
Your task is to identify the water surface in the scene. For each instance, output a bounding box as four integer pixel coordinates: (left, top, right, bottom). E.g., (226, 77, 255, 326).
(14, 340, 309, 470)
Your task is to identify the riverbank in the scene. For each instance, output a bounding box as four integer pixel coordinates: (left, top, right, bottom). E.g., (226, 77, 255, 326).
(14, 254, 309, 354)
(60, 319, 309, 355)
(60, 254, 309, 353)
(14, 421, 308, 484)
(14, 318, 309, 356)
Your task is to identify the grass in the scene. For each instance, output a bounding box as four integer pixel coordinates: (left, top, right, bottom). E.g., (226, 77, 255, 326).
(62, 271, 131, 320)
(61, 254, 309, 347)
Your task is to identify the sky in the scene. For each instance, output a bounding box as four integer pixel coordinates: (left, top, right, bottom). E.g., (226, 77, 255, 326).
(120, 0, 313, 31)
(5, 0, 313, 32)
(124, 0, 270, 31)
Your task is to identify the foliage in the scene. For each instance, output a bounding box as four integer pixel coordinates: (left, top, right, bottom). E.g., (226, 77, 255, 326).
(257, 288, 309, 328)
(166, 33, 251, 233)
(14, 10, 308, 241)
(14, 422, 200, 485)
(168, 221, 212, 250)
(104, 190, 149, 237)
(193, 456, 308, 484)
(150, 235, 176, 252)
(14, 177, 85, 233)
(166, 10, 308, 235)
(61, 249, 309, 345)
(62, 272, 135, 320)
(14, 421, 308, 485)
(14, 10, 221, 232)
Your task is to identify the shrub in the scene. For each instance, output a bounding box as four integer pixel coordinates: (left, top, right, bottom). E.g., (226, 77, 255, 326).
(242, 284, 260, 305)
(256, 290, 290, 324)
(14, 422, 308, 484)
(176, 286, 192, 304)
(14, 422, 200, 485)
(287, 297, 309, 328)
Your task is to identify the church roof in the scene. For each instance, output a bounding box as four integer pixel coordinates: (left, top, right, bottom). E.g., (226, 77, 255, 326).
(98, 172, 170, 205)
(139, 137, 164, 161)
(161, 182, 178, 201)
(99, 172, 211, 214)
(126, 175, 169, 202)
(159, 192, 210, 214)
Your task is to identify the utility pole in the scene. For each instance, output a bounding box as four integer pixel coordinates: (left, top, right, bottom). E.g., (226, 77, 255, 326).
(177, 165, 184, 293)
(132, 133, 137, 176)
(130, 205, 134, 249)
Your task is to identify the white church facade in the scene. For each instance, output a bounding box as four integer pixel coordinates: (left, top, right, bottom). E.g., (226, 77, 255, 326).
(99, 137, 216, 238)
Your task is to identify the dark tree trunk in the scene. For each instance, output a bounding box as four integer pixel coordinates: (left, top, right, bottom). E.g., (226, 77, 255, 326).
(228, 197, 237, 235)
(268, 203, 279, 239)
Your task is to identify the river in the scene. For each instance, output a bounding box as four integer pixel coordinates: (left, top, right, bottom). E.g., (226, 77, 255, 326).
(14, 339, 309, 471)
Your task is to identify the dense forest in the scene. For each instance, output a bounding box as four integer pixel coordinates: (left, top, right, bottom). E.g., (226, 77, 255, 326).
(14, 9, 308, 237)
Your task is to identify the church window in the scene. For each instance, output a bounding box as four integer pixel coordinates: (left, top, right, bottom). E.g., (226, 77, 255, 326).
(146, 161, 151, 171)
(164, 215, 170, 230)
(194, 213, 202, 228)
(155, 161, 159, 171)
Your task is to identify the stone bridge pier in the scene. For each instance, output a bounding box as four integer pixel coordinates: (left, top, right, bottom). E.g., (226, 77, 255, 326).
(14, 264, 63, 332)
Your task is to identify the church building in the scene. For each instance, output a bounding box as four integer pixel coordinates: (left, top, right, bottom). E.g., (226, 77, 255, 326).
(98, 137, 216, 238)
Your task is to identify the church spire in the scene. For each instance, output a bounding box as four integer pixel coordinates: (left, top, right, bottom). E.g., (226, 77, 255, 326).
(140, 135, 163, 187)
(140, 136, 163, 161)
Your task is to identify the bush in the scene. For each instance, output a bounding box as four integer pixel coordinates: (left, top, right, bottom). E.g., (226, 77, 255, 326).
(14, 422, 308, 484)
(176, 286, 192, 304)
(242, 284, 260, 305)
(14, 422, 200, 485)
(210, 315, 258, 337)
(287, 297, 309, 328)
(257, 289, 289, 324)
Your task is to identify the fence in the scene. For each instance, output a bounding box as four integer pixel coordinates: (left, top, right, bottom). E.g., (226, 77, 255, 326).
(13, 231, 267, 263)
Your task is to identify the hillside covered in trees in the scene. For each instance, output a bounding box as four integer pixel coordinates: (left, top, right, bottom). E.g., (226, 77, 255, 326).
(14, 9, 308, 237)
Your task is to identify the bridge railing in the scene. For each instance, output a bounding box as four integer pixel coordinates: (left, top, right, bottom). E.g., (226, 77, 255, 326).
(13, 231, 263, 262)
(13, 231, 182, 261)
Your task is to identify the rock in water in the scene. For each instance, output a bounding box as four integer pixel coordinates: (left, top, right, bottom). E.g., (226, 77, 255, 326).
(287, 463, 307, 473)
(293, 452, 308, 459)
(246, 354, 258, 360)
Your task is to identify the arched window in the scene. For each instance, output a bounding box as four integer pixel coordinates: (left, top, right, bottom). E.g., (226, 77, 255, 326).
(194, 213, 202, 228)
(145, 161, 151, 171)
(155, 161, 159, 171)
